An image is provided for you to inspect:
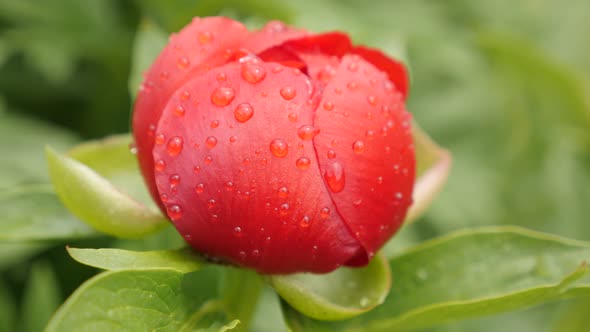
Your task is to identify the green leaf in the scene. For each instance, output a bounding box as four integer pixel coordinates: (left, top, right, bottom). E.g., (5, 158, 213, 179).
(136, 0, 293, 33)
(0, 112, 77, 188)
(67, 247, 203, 273)
(46, 141, 167, 239)
(220, 268, 264, 331)
(268, 254, 391, 321)
(128, 20, 167, 100)
(66, 134, 155, 208)
(0, 278, 16, 332)
(0, 242, 47, 270)
(45, 268, 239, 332)
(0, 184, 96, 241)
(21, 261, 61, 332)
(281, 227, 590, 331)
(405, 122, 452, 224)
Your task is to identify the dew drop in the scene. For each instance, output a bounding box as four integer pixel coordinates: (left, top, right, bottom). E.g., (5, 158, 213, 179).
(279, 203, 290, 216)
(238, 251, 247, 260)
(193, 166, 201, 174)
(160, 193, 168, 203)
(377, 176, 384, 184)
(300, 215, 311, 228)
(269, 139, 288, 158)
(167, 136, 184, 156)
(324, 161, 345, 193)
(233, 226, 243, 237)
(224, 181, 235, 192)
(252, 249, 260, 257)
(367, 95, 377, 106)
(277, 186, 289, 198)
(229, 136, 238, 143)
(210, 120, 220, 128)
(234, 103, 254, 123)
(198, 31, 213, 44)
(207, 199, 216, 210)
(280, 86, 296, 100)
(272, 65, 283, 73)
(395, 192, 403, 200)
(288, 113, 298, 122)
(297, 125, 320, 140)
(155, 159, 166, 172)
(180, 90, 191, 101)
(211, 87, 236, 106)
(352, 140, 365, 154)
(173, 105, 185, 117)
(296, 157, 311, 170)
(169, 174, 180, 185)
(334, 87, 343, 94)
(347, 62, 358, 72)
(160, 71, 169, 81)
(205, 136, 218, 149)
(167, 204, 183, 221)
(204, 155, 213, 165)
(194, 183, 205, 194)
(365, 130, 376, 140)
(241, 63, 266, 84)
(347, 81, 358, 90)
(327, 150, 336, 158)
(216, 72, 227, 82)
(353, 199, 363, 207)
(320, 207, 330, 219)
(323, 101, 334, 111)
(155, 133, 166, 145)
(177, 57, 190, 69)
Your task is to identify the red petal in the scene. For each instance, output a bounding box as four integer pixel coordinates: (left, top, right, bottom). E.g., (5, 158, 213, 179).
(313, 54, 415, 265)
(133, 17, 250, 211)
(152, 61, 361, 274)
(351, 46, 409, 99)
(241, 20, 309, 54)
(266, 32, 353, 83)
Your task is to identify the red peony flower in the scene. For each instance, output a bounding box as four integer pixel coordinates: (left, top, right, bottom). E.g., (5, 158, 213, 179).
(132, 17, 415, 274)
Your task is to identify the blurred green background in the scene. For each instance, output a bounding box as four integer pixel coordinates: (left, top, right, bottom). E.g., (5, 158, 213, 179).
(1, 0, 589, 331)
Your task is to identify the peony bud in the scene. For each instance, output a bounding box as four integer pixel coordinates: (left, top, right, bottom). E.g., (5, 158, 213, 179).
(132, 17, 415, 274)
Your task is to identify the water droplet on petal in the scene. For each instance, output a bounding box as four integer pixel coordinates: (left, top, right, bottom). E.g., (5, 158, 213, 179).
(297, 125, 320, 140)
(277, 186, 289, 198)
(204, 155, 213, 165)
(167, 136, 184, 156)
(169, 174, 180, 185)
(216, 72, 227, 82)
(234, 103, 254, 123)
(207, 199, 216, 209)
(269, 139, 288, 158)
(296, 157, 311, 170)
(300, 215, 311, 228)
(324, 161, 345, 193)
(210, 120, 220, 128)
(180, 90, 191, 101)
(173, 105, 185, 117)
(224, 181, 234, 191)
(233, 226, 243, 237)
(279, 203, 290, 216)
(280, 86, 296, 100)
(367, 95, 377, 106)
(327, 150, 336, 158)
(198, 31, 213, 44)
(205, 136, 218, 149)
(320, 207, 330, 219)
(241, 63, 266, 84)
(155, 133, 166, 145)
(211, 87, 235, 106)
(160, 71, 169, 81)
(167, 204, 183, 221)
(352, 140, 365, 154)
(377, 176, 384, 184)
(195, 183, 205, 193)
(347, 62, 358, 72)
(177, 57, 190, 69)
(193, 166, 201, 174)
(288, 113, 298, 122)
(323, 101, 334, 111)
(229, 136, 238, 143)
(160, 193, 168, 203)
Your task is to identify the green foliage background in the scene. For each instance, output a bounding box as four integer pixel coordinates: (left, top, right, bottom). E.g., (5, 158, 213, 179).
(1, 0, 589, 331)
